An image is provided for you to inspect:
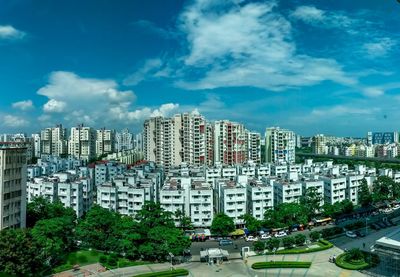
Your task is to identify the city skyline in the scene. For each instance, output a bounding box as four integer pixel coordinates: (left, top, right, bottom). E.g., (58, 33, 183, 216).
(1, 0, 400, 136)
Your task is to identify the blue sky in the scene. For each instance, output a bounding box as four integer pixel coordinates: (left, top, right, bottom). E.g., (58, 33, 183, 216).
(1, 0, 400, 136)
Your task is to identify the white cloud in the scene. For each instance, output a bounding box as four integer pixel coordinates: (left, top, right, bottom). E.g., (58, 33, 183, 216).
(2, 115, 29, 127)
(0, 25, 26, 40)
(37, 71, 179, 128)
(123, 58, 163, 86)
(362, 87, 384, 97)
(311, 105, 376, 117)
(12, 100, 34, 111)
(362, 37, 397, 57)
(43, 99, 67, 113)
(290, 5, 357, 31)
(172, 0, 356, 91)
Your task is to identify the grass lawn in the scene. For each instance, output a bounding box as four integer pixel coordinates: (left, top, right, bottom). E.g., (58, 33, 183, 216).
(132, 269, 189, 277)
(52, 250, 150, 273)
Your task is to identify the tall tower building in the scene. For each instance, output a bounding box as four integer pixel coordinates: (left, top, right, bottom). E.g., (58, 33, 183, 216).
(31, 133, 41, 158)
(265, 127, 295, 164)
(0, 143, 27, 229)
(96, 128, 115, 156)
(247, 132, 261, 164)
(213, 120, 247, 165)
(312, 134, 327, 155)
(68, 125, 96, 161)
(40, 124, 68, 156)
(115, 128, 134, 152)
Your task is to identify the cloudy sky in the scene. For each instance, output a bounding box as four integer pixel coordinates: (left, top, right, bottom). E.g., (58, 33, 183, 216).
(1, 0, 400, 136)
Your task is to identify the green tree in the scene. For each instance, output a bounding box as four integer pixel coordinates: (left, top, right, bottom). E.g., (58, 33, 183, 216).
(294, 234, 306, 246)
(268, 203, 308, 228)
(265, 238, 280, 252)
(300, 187, 323, 220)
(340, 199, 354, 214)
(27, 196, 75, 227)
(135, 202, 175, 231)
(0, 229, 47, 276)
(253, 241, 265, 253)
(112, 216, 141, 259)
(239, 213, 261, 234)
(346, 248, 364, 262)
(211, 213, 235, 236)
(282, 236, 295, 249)
(31, 215, 76, 265)
(372, 176, 394, 202)
(309, 231, 321, 242)
(75, 205, 120, 251)
(175, 209, 193, 230)
(358, 178, 373, 207)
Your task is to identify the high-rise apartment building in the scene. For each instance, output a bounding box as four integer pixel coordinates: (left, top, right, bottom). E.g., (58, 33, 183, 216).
(40, 124, 68, 157)
(68, 125, 96, 161)
(115, 128, 134, 152)
(214, 120, 247, 165)
(265, 127, 295, 164)
(31, 133, 41, 158)
(247, 132, 261, 164)
(312, 134, 327, 155)
(96, 128, 115, 157)
(0, 143, 27, 229)
(143, 112, 209, 170)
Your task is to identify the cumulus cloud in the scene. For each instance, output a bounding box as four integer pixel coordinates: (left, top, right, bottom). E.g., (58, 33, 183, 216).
(37, 71, 179, 128)
(2, 115, 29, 127)
(0, 25, 26, 40)
(12, 100, 34, 111)
(362, 37, 397, 57)
(173, 0, 356, 91)
(123, 58, 164, 86)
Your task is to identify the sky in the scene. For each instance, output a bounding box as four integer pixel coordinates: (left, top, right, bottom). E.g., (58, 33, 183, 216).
(1, 0, 400, 137)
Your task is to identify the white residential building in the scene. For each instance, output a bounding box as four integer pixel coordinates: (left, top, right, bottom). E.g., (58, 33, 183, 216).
(301, 177, 324, 206)
(68, 125, 96, 161)
(116, 128, 134, 152)
(346, 174, 364, 205)
(189, 180, 213, 227)
(247, 132, 261, 164)
(274, 178, 303, 205)
(265, 127, 296, 164)
(40, 125, 68, 157)
(321, 176, 347, 205)
(220, 181, 247, 226)
(96, 129, 115, 157)
(247, 179, 273, 220)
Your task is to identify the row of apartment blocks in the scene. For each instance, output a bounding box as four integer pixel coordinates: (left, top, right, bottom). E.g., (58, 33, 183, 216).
(24, 155, 400, 228)
(143, 112, 296, 171)
(1, 127, 143, 162)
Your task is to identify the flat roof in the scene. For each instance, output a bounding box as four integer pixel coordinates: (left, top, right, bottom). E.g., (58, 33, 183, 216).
(376, 228, 400, 250)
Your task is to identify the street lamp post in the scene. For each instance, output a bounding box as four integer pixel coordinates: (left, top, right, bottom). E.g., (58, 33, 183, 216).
(169, 252, 174, 271)
(365, 217, 369, 235)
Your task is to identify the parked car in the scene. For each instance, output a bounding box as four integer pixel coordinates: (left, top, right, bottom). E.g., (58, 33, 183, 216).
(260, 234, 272, 240)
(387, 219, 396, 226)
(381, 221, 390, 228)
(393, 204, 400, 210)
(274, 231, 287, 238)
(371, 223, 381, 230)
(219, 239, 233, 246)
(345, 231, 357, 238)
(354, 231, 365, 237)
(245, 236, 258, 242)
(376, 222, 386, 229)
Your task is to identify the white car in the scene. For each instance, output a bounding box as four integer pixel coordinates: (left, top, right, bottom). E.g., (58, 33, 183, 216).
(345, 231, 357, 238)
(260, 234, 272, 240)
(393, 204, 400, 210)
(274, 231, 287, 238)
(245, 235, 258, 242)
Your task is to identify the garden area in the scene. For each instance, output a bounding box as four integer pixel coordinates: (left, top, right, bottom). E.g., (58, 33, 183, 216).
(335, 249, 379, 270)
(53, 250, 151, 273)
(252, 261, 312, 269)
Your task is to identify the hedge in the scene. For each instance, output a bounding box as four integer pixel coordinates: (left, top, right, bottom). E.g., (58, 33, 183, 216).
(133, 269, 189, 277)
(264, 239, 333, 255)
(344, 221, 364, 231)
(252, 261, 312, 269)
(335, 251, 380, 270)
(320, 227, 344, 239)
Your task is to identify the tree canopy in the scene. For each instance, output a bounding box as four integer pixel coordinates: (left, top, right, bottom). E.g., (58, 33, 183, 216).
(211, 213, 235, 236)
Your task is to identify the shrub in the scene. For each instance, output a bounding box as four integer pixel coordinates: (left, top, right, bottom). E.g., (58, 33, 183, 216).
(133, 269, 189, 277)
(282, 237, 295, 249)
(253, 241, 265, 253)
(320, 226, 343, 238)
(344, 221, 364, 231)
(309, 231, 321, 241)
(77, 255, 88, 264)
(265, 238, 280, 251)
(68, 253, 78, 265)
(99, 255, 107, 264)
(108, 256, 118, 266)
(252, 261, 311, 269)
(346, 248, 364, 262)
(294, 234, 306, 246)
